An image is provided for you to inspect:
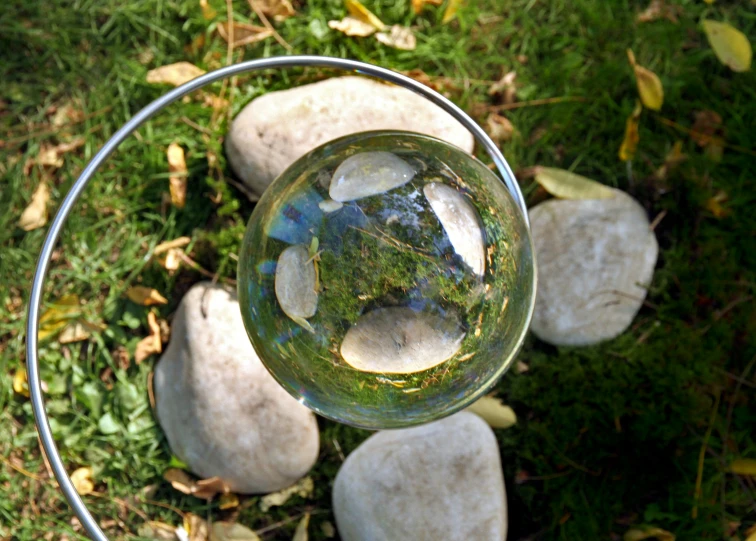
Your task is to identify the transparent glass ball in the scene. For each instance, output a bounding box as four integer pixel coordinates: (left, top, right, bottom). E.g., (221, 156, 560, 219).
(238, 131, 535, 429)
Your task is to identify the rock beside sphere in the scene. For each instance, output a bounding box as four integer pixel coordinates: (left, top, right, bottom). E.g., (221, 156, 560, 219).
(529, 189, 659, 346)
(154, 282, 320, 494)
(333, 412, 508, 541)
(225, 76, 475, 197)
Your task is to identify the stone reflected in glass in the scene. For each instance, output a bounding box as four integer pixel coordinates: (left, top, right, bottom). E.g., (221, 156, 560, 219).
(238, 131, 535, 429)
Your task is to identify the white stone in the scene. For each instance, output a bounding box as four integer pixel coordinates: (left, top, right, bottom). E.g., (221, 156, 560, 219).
(329, 151, 415, 202)
(529, 189, 658, 346)
(424, 182, 485, 276)
(275, 244, 318, 321)
(154, 282, 319, 494)
(226, 76, 475, 196)
(340, 306, 465, 374)
(333, 412, 508, 541)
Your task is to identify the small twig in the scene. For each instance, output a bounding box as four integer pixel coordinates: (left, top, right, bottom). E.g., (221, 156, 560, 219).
(89, 491, 150, 522)
(180, 116, 213, 135)
(656, 116, 756, 157)
(4, 106, 113, 144)
(649, 209, 667, 231)
(716, 367, 756, 390)
(332, 438, 346, 462)
(714, 295, 753, 321)
(177, 252, 237, 286)
(255, 509, 328, 535)
(0, 454, 44, 481)
(141, 497, 187, 520)
(693, 390, 720, 519)
(247, 0, 293, 51)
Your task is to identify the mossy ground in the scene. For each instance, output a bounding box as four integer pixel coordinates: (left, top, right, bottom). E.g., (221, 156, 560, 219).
(1, 0, 755, 539)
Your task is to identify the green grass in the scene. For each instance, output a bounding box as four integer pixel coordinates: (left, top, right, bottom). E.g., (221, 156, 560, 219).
(1, 0, 755, 539)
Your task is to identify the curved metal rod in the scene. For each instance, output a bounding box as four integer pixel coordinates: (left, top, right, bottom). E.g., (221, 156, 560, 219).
(26, 56, 530, 541)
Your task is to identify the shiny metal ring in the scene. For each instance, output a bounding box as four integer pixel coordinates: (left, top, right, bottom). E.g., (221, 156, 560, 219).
(26, 56, 528, 541)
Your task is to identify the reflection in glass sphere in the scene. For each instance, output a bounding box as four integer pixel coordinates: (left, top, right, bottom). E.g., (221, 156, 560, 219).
(238, 131, 535, 429)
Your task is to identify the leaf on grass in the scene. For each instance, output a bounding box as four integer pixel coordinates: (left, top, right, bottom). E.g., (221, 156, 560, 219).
(71, 466, 94, 496)
(217, 21, 274, 48)
(705, 190, 729, 219)
(627, 49, 664, 111)
(292, 513, 310, 541)
(488, 70, 517, 104)
(729, 458, 756, 475)
(138, 521, 178, 540)
(37, 138, 86, 168)
(702, 20, 752, 72)
(344, 0, 386, 30)
(250, 0, 296, 22)
(18, 182, 50, 231)
(259, 476, 314, 512)
(164, 469, 230, 499)
(199, 0, 217, 20)
(411, 0, 443, 14)
(13, 367, 29, 397)
(442, 0, 461, 23)
(690, 110, 722, 147)
(375, 25, 416, 50)
(59, 320, 105, 344)
(636, 0, 679, 24)
(465, 395, 517, 428)
(534, 167, 615, 200)
(183, 514, 209, 541)
(38, 294, 82, 341)
(127, 286, 168, 306)
(219, 492, 240, 510)
(167, 142, 187, 209)
(210, 522, 261, 541)
(135, 311, 162, 364)
(328, 17, 377, 37)
(146, 62, 206, 87)
(619, 100, 643, 162)
(624, 526, 675, 541)
(486, 113, 515, 145)
(653, 141, 686, 181)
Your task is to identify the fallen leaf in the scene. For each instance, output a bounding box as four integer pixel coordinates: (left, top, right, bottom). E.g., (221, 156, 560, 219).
(250, 0, 296, 22)
(486, 113, 515, 144)
(344, 0, 386, 30)
(411, 0, 443, 14)
(38, 294, 81, 341)
(627, 49, 664, 110)
(465, 395, 517, 428)
(160, 248, 183, 272)
(292, 513, 310, 541)
(624, 526, 675, 541)
(259, 477, 314, 512)
(127, 286, 168, 306)
(328, 17, 377, 37)
(18, 182, 50, 231)
(146, 62, 206, 87)
(534, 167, 615, 200)
(154, 236, 192, 255)
(690, 110, 722, 147)
(138, 521, 178, 540)
(375, 25, 416, 50)
(216, 21, 273, 48)
(442, 0, 461, 23)
(50, 102, 85, 128)
(653, 141, 686, 180)
(71, 466, 94, 496)
(135, 311, 162, 364)
(184, 514, 209, 541)
(13, 367, 29, 397)
(488, 70, 517, 104)
(747, 525, 756, 541)
(210, 522, 261, 541)
(619, 100, 643, 162)
(164, 469, 229, 499)
(218, 492, 239, 510)
(199, 0, 217, 19)
(705, 190, 729, 218)
(37, 138, 86, 168)
(636, 0, 679, 24)
(202, 92, 230, 111)
(58, 320, 104, 344)
(167, 142, 187, 209)
(730, 458, 756, 476)
(702, 20, 752, 72)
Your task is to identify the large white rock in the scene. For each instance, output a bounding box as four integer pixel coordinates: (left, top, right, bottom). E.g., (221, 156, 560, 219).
(154, 282, 319, 494)
(333, 412, 507, 541)
(529, 189, 658, 346)
(225, 76, 475, 196)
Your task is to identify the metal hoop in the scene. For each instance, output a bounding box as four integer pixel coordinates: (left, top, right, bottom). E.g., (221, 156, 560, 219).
(26, 56, 529, 540)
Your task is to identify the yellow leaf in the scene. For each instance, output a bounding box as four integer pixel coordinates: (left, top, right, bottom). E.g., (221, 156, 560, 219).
(199, 0, 217, 20)
(71, 466, 94, 496)
(442, 0, 461, 23)
(13, 367, 29, 397)
(624, 526, 675, 541)
(218, 492, 240, 510)
(154, 236, 192, 255)
(135, 311, 162, 365)
(259, 477, 314, 512)
(38, 294, 82, 341)
(486, 113, 515, 145)
(534, 167, 615, 200)
(250, 0, 296, 22)
(375, 25, 416, 50)
(627, 50, 664, 110)
(702, 20, 752, 72)
(465, 395, 517, 429)
(216, 21, 273, 48)
(292, 513, 310, 541)
(730, 458, 756, 476)
(18, 182, 50, 232)
(146, 62, 206, 87)
(747, 531, 756, 541)
(127, 286, 168, 306)
(619, 101, 643, 162)
(705, 190, 728, 219)
(328, 17, 377, 37)
(210, 522, 261, 541)
(167, 142, 187, 209)
(412, 0, 443, 13)
(344, 0, 386, 30)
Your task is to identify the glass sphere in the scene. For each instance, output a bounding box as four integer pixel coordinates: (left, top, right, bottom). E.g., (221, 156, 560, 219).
(238, 131, 535, 429)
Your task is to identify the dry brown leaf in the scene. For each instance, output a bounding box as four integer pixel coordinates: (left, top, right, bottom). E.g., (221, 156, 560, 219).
(135, 311, 162, 365)
(58, 320, 99, 344)
(653, 141, 686, 180)
(251, 0, 296, 22)
(154, 236, 192, 255)
(486, 113, 515, 145)
(345, 0, 386, 30)
(328, 17, 377, 37)
(619, 100, 643, 162)
(465, 395, 517, 429)
(164, 469, 230, 500)
(210, 522, 261, 541)
(534, 167, 615, 200)
(184, 513, 210, 541)
(216, 21, 273, 48)
(50, 102, 85, 127)
(126, 286, 168, 306)
(375, 25, 416, 50)
(139, 521, 178, 540)
(730, 458, 756, 475)
(18, 182, 50, 231)
(442, 0, 461, 23)
(624, 526, 675, 541)
(199, 0, 217, 19)
(146, 62, 206, 87)
(36, 138, 86, 169)
(627, 49, 664, 110)
(167, 142, 187, 209)
(411, 0, 443, 14)
(71, 466, 94, 496)
(488, 71, 517, 105)
(218, 492, 240, 510)
(636, 0, 679, 24)
(690, 110, 722, 147)
(702, 20, 752, 72)
(259, 477, 314, 512)
(160, 248, 183, 272)
(13, 367, 29, 397)
(705, 190, 729, 218)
